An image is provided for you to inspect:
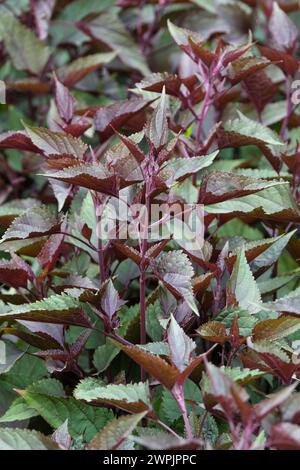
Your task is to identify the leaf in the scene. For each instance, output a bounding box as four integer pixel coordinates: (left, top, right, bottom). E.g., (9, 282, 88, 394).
(227, 248, 262, 313)
(78, 13, 150, 76)
(0, 294, 91, 328)
(253, 317, 300, 343)
(94, 98, 151, 139)
(101, 280, 126, 320)
(0, 397, 38, 423)
(205, 181, 300, 222)
(0, 428, 59, 450)
(197, 321, 227, 345)
(1, 206, 61, 243)
(0, 6, 50, 75)
(204, 363, 251, 419)
(167, 315, 196, 372)
(31, 0, 55, 40)
(23, 389, 113, 442)
(146, 87, 168, 150)
(254, 384, 296, 419)
(112, 342, 179, 390)
(53, 74, 75, 124)
(270, 423, 300, 450)
(74, 379, 152, 414)
(0, 131, 41, 153)
(158, 151, 219, 187)
(264, 287, 300, 316)
(269, 3, 298, 53)
(0, 342, 24, 375)
(0, 258, 30, 288)
(221, 110, 284, 146)
(153, 251, 198, 315)
(56, 52, 116, 87)
(43, 161, 141, 195)
(24, 124, 87, 159)
(52, 420, 72, 450)
(93, 342, 120, 373)
(87, 412, 147, 450)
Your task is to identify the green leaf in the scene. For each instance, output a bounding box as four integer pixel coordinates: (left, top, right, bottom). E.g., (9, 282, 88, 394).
(215, 307, 258, 336)
(0, 6, 50, 75)
(93, 342, 120, 373)
(0, 428, 59, 450)
(206, 182, 300, 222)
(228, 248, 262, 313)
(167, 315, 196, 372)
(0, 397, 38, 423)
(147, 87, 168, 149)
(23, 389, 113, 442)
(87, 412, 147, 450)
(223, 111, 284, 146)
(0, 294, 91, 327)
(0, 342, 23, 375)
(159, 151, 219, 187)
(79, 13, 150, 76)
(74, 379, 151, 414)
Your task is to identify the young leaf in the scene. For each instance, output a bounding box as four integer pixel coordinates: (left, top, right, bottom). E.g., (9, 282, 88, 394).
(167, 315, 196, 372)
(227, 248, 262, 313)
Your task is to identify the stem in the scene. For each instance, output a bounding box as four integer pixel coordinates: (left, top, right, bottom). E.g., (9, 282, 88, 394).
(155, 419, 181, 439)
(56, 231, 97, 253)
(172, 384, 193, 440)
(93, 193, 106, 285)
(139, 173, 151, 381)
(280, 76, 293, 140)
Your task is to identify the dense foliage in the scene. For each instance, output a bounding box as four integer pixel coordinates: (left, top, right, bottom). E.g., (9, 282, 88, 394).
(1, 0, 300, 451)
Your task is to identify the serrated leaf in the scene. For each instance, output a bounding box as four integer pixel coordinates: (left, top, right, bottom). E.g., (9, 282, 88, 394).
(0, 428, 59, 450)
(94, 98, 151, 139)
(154, 251, 198, 315)
(197, 321, 227, 344)
(1, 206, 61, 242)
(23, 388, 113, 441)
(227, 248, 262, 313)
(74, 379, 151, 414)
(158, 151, 219, 187)
(147, 87, 167, 150)
(0, 397, 38, 423)
(0, 294, 91, 328)
(87, 412, 146, 450)
(25, 124, 87, 159)
(253, 317, 300, 342)
(168, 315, 196, 372)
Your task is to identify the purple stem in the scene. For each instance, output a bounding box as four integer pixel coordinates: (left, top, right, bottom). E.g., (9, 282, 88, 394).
(280, 76, 293, 140)
(172, 383, 193, 440)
